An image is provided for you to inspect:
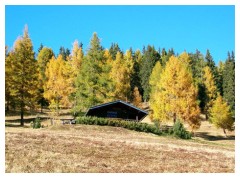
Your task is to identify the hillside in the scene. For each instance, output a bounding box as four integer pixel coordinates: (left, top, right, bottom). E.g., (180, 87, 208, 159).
(5, 124, 234, 173)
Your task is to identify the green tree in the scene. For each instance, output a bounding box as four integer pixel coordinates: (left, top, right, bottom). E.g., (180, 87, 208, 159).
(216, 61, 224, 96)
(37, 47, 54, 112)
(189, 50, 207, 111)
(205, 49, 222, 93)
(6, 25, 39, 126)
(38, 43, 44, 53)
(189, 49, 205, 83)
(210, 94, 234, 137)
(140, 45, 160, 101)
(130, 50, 143, 98)
(205, 49, 216, 76)
(161, 48, 174, 67)
(37, 47, 54, 83)
(5, 46, 14, 111)
(109, 43, 122, 60)
(59, 46, 70, 61)
(223, 51, 235, 114)
(75, 32, 106, 111)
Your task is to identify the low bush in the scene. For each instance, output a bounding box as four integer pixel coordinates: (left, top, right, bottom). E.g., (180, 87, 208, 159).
(171, 119, 192, 139)
(75, 116, 191, 139)
(32, 117, 42, 129)
(76, 116, 164, 136)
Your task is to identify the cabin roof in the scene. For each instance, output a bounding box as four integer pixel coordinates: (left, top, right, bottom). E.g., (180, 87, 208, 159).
(85, 100, 148, 115)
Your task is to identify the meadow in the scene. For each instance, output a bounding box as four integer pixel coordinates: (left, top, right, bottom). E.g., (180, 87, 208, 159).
(5, 119, 234, 173)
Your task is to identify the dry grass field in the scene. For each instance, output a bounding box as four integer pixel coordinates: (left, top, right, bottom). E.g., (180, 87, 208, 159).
(5, 122, 235, 173)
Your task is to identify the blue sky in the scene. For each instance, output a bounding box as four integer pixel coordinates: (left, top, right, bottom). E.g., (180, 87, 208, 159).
(5, 5, 235, 63)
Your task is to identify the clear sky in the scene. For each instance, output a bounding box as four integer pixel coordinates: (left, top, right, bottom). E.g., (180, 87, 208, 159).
(5, 5, 235, 63)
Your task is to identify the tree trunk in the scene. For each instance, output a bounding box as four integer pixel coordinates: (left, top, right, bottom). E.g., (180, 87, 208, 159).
(205, 114, 208, 120)
(41, 98, 43, 113)
(20, 102, 24, 126)
(223, 129, 227, 138)
(173, 113, 176, 124)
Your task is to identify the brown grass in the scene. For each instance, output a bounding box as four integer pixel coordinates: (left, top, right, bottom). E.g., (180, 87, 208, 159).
(5, 124, 234, 173)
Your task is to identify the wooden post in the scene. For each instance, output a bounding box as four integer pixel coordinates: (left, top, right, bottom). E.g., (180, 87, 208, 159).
(136, 115, 138, 122)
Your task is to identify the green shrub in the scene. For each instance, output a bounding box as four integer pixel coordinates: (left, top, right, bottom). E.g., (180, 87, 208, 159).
(33, 117, 41, 129)
(76, 116, 195, 138)
(172, 119, 191, 139)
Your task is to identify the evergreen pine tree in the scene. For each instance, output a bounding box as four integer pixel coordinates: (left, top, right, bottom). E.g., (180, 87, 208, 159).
(38, 43, 44, 53)
(130, 50, 143, 98)
(205, 49, 216, 74)
(139, 45, 160, 101)
(223, 51, 235, 115)
(189, 50, 207, 111)
(109, 43, 122, 60)
(75, 32, 105, 111)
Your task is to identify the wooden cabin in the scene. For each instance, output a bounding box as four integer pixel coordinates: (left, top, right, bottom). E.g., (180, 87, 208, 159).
(85, 100, 148, 122)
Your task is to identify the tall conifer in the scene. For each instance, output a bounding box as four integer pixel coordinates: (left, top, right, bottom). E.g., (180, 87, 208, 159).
(7, 25, 39, 126)
(223, 51, 235, 114)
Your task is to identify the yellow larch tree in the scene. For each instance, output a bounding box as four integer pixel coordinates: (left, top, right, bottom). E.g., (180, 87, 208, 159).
(69, 40, 84, 115)
(210, 93, 234, 137)
(149, 61, 162, 97)
(101, 49, 115, 102)
(150, 53, 201, 131)
(133, 87, 142, 108)
(203, 66, 217, 119)
(44, 55, 73, 116)
(110, 51, 133, 101)
(71, 40, 83, 76)
(149, 61, 162, 121)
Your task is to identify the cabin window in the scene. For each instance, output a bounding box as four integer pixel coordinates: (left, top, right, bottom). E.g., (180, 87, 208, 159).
(107, 111, 118, 118)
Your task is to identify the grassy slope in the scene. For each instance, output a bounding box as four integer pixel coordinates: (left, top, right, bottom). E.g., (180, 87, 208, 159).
(5, 124, 235, 173)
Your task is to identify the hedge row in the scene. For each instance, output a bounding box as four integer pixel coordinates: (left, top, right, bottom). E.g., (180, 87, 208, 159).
(76, 116, 162, 135)
(75, 116, 191, 139)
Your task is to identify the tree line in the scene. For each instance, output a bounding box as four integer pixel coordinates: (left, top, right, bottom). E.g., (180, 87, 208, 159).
(5, 26, 235, 135)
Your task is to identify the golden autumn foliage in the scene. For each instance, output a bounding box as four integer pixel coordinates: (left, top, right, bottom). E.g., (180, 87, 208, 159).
(203, 66, 217, 119)
(150, 54, 200, 131)
(149, 61, 162, 96)
(71, 40, 83, 76)
(44, 55, 74, 114)
(100, 49, 115, 102)
(133, 87, 142, 108)
(210, 94, 234, 136)
(110, 51, 133, 101)
(104, 49, 113, 66)
(203, 66, 217, 100)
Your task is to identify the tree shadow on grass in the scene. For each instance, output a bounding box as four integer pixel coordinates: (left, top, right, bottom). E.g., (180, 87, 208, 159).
(194, 132, 235, 141)
(5, 123, 23, 128)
